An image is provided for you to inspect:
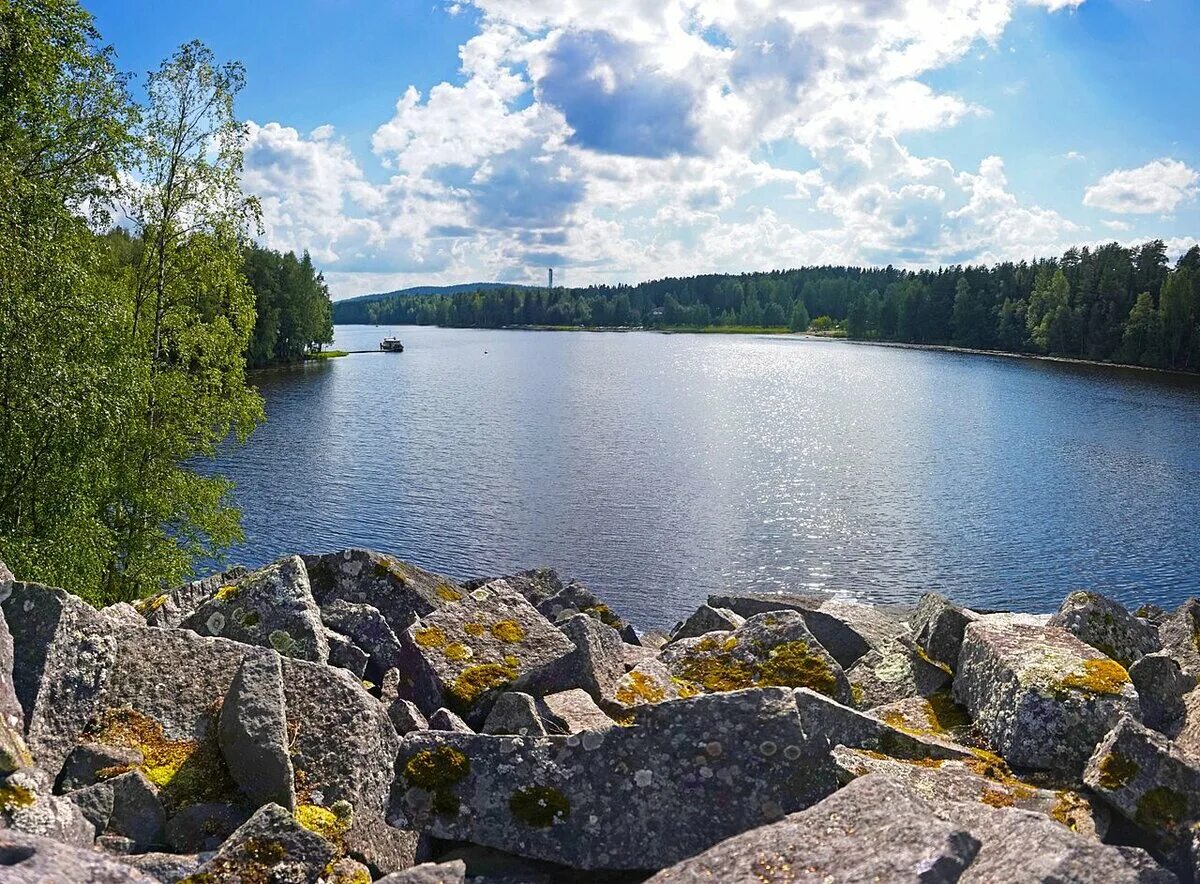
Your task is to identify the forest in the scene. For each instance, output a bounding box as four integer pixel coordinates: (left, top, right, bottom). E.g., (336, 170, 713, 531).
(337, 240, 1200, 372)
(0, 2, 329, 605)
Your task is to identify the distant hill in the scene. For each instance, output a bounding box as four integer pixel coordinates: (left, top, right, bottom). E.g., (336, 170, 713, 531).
(333, 282, 532, 324)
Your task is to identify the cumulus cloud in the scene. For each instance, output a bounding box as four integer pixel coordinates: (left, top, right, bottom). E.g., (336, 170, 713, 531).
(241, 0, 1104, 296)
(1083, 159, 1199, 215)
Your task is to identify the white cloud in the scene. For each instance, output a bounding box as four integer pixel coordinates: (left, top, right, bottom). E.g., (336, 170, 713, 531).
(241, 0, 1101, 296)
(1083, 158, 1199, 215)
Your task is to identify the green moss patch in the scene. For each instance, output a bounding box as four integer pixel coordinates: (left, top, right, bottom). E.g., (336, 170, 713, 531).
(1096, 751, 1139, 790)
(509, 786, 570, 827)
(403, 747, 470, 816)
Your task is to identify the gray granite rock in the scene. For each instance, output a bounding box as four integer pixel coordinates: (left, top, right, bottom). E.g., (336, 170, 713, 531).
(1172, 686, 1200, 760)
(57, 741, 144, 792)
(135, 566, 248, 629)
(98, 602, 145, 627)
(376, 859, 467, 883)
(184, 556, 329, 663)
(536, 581, 626, 631)
(911, 592, 976, 670)
(68, 770, 165, 848)
(667, 605, 744, 643)
(833, 747, 1107, 839)
(608, 659, 697, 717)
(388, 698, 430, 736)
(708, 592, 894, 668)
(394, 581, 575, 719)
(0, 829, 161, 883)
(1159, 599, 1200, 677)
(529, 613, 625, 703)
(429, 707, 474, 733)
(1084, 715, 1200, 852)
(466, 568, 563, 608)
(393, 688, 838, 870)
(1, 766, 94, 846)
(659, 610, 853, 704)
(324, 628, 369, 679)
(648, 773, 979, 882)
(482, 692, 547, 736)
(1131, 653, 1195, 733)
(187, 802, 334, 883)
(164, 801, 248, 852)
(0, 602, 31, 774)
(1, 582, 115, 775)
(118, 851, 206, 883)
(942, 795, 1175, 883)
(954, 621, 1140, 775)
(1049, 590, 1162, 667)
(538, 689, 613, 734)
(0, 560, 11, 582)
(321, 598, 404, 683)
(304, 549, 465, 634)
(280, 657, 418, 875)
(794, 687, 973, 762)
(847, 635, 952, 708)
(218, 648, 296, 810)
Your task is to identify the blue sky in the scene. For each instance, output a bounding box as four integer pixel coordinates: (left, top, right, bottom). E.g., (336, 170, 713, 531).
(86, 0, 1199, 298)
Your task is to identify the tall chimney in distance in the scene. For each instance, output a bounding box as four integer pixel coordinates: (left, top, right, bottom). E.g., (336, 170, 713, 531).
(548, 267, 554, 289)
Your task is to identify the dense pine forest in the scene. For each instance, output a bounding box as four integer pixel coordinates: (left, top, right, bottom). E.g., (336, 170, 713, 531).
(337, 240, 1200, 372)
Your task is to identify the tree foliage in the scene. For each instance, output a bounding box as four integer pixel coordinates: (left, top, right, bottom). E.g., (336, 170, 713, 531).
(336, 240, 1200, 371)
(0, 8, 265, 603)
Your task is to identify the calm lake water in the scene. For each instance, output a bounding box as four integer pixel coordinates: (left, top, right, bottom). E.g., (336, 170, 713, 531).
(212, 325, 1200, 629)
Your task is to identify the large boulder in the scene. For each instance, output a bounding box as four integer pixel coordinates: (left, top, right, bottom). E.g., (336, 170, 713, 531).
(394, 581, 575, 719)
(66, 769, 166, 849)
(648, 774, 980, 882)
(667, 605, 744, 643)
(1131, 653, 1195, 733)
(1048, 591, 1161, 667)
(539, 689, 613, 734)
(608, 660, 697, 718)
(954, 622, 1140, 775)
(0, 603, 32, 773)
(708, 592, 908, 668)
(481, 692, 546, 736)
(57, 742, 144, 792)
(794, 688, 972, 762)
(376, 859, 468, 883)
(304, 549, 465, 634)
(218, 648, 296, 811)
(1172, 686, 1200, 759)
(535, 581, 627, 631)
(833, 747, 1107, 839)
(528, 613, 625, 703)
(465, 568, 563, 608)
(1, 582, 115, 775)
(846, 636, 951, 708)
(659, 611, 852, 705)
(911, 592, 975, 670)
(186, 802, 334, 883)
(280, 657, 418, 874)
(183, 556, 328, 663)
(0, 829, 160, 883)
(134, 566, 248, 629)
(163, 801, 248, 852)
(1084, 716, 1200, 852)
(393, 688, 838, 871)
(1, 765, 94, 846)
(320, 599, 404, 683)
(1158, 599, 1200, 677)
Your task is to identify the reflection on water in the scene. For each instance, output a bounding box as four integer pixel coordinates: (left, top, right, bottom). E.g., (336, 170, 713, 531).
(208, 325, 1200, 628)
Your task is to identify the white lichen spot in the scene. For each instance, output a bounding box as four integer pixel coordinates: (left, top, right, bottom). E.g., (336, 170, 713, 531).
(470, 588, 491, 602)
(705, 741, 723, 758)
(759, 741, 778, 757)
(22, 599, 33, 613)
(634, 769, 653, 788)
(566, 734, 581, 748)
(581, 731, 605, 751)
(783, 744, 802, 761)
(206, 611, 225, 634)
(699, 766, 713, 779)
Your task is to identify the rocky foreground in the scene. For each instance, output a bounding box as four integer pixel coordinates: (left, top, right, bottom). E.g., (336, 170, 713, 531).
(1, 553, 1200, 882)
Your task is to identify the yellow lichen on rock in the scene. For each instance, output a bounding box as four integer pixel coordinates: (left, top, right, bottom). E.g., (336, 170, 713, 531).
(414, 626, 448, 649)
(490, 619, 526, 643)
(615, 671, 666, 706)
(450, 661, 517, 705)
(1056, 658, 1131, 697)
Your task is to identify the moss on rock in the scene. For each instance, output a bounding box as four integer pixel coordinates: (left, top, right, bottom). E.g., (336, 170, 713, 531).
(509, 786, 570, 827)
(1096, 751, 1139, 790)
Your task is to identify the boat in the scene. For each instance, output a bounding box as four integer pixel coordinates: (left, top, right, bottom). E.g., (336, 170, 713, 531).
(380, 336, 404, 353)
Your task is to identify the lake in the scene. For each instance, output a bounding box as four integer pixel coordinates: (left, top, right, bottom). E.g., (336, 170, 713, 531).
(213, 325, 1200, 629)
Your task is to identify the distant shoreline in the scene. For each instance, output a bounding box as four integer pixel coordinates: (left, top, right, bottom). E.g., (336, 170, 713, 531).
(332, 323, 1200, 379)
